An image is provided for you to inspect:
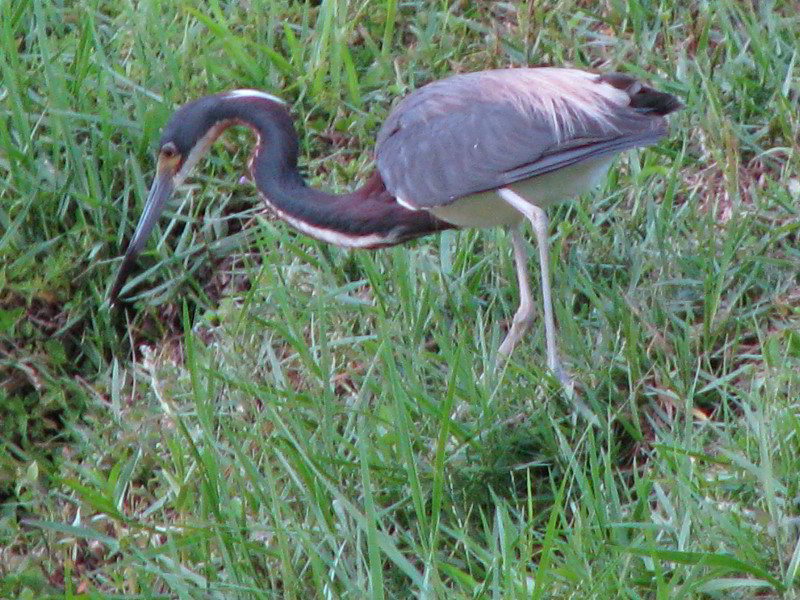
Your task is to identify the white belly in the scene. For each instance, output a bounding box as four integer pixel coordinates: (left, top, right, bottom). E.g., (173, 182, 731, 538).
(428, 157, 613, 227)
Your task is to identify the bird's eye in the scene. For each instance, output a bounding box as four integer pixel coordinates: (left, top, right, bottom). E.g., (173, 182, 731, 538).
(161, 143, 177, 158)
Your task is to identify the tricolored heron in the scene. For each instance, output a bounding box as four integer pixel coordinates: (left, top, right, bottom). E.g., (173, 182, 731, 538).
(110, 68, 681, 383)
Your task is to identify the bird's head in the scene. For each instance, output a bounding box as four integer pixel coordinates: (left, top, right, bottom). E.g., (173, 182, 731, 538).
(126, 97, 230, 258)
(109, 90, 287, 304)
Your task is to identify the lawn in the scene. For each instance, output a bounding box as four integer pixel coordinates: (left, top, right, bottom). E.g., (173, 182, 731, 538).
(1, 0, 798, 598)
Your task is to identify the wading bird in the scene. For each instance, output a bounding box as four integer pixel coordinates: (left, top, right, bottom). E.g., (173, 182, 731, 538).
(110, 68, 681, 384)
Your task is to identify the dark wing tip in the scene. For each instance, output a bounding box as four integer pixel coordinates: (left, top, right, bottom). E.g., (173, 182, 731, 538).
(597, 72, 683, 116)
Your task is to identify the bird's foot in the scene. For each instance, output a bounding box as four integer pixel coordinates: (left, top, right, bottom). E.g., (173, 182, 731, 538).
(550, 363, 574, 390)
(550, 366, 600, 426)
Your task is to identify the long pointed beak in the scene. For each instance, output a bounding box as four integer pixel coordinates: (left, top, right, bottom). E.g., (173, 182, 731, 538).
(109, 169, 176, 304)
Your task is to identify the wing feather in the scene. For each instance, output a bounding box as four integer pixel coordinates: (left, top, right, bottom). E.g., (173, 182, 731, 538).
(375, 68, 673, 209)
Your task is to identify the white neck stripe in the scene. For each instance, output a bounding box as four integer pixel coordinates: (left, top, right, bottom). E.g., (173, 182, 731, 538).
(225, 89, 286, 105)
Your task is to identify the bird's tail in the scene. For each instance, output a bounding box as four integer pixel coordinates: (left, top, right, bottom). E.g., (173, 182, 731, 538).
(597, 73, 683, 116)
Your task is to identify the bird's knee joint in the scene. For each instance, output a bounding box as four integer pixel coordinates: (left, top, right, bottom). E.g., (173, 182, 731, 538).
(514, 311, 535, 329)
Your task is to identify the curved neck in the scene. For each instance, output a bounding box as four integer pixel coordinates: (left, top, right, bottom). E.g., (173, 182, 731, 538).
(214, 96, 453, 248)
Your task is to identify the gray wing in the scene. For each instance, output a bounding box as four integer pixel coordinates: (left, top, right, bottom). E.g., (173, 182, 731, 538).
(375, 69, 672, 208)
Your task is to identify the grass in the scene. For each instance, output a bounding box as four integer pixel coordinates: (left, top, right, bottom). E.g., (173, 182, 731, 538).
(1, 0, 798, 597)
